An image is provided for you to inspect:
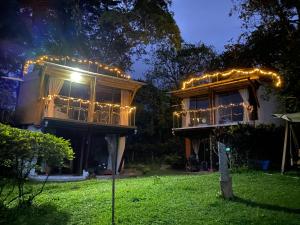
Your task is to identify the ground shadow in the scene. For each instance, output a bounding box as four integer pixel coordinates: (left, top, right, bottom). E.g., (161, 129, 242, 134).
(232, 196, 300, 214)
(0, 203, 70, 225)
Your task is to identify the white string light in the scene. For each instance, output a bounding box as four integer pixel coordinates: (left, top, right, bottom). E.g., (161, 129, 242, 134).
(42, 95, 136, 112)
(23, 55, 131, 79)
(181, 68, 282, 89)
(173, 102, 253, 117)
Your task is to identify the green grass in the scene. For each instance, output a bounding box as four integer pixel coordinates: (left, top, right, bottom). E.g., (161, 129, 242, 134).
(1, 172, 300, 225)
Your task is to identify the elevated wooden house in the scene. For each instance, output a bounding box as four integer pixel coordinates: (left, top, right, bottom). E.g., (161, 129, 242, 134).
(170, 68, 282, 171)
(16, 56, 144, 175)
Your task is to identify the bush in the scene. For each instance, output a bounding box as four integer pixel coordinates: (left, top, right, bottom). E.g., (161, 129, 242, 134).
(225, 124, 284, 170)
(164, 154, 185, 169)
(0, 123, 73, 208)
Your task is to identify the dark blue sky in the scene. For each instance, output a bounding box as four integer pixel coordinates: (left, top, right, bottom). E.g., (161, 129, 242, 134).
(171, 0, 243, 52)
(132, 0, 243, 78)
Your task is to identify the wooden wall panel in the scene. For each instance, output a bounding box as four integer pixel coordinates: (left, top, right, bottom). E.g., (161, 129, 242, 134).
(16, 69, 43, 125)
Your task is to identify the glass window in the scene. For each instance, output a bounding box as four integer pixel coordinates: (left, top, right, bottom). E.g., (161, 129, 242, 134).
(59, 80, 90, 100)
(190, 96, 209, 110)
(95, 85, 121, 103)
(189, 96, 210, 126)
(216, 91, 243, 124)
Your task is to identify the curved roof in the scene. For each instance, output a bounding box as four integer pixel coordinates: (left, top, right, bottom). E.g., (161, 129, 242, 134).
(181, 68, 282, 90)
(23, 55, 131, 79)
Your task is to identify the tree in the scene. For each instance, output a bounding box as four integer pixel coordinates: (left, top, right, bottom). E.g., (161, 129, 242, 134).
(146, 43, 218, 90)
(0, 123, 73, 208)
(0, 0, 181, 111)
(0, 0, 181, 72)
(126, 81, 184, 165)
(224, 0, 300, 99)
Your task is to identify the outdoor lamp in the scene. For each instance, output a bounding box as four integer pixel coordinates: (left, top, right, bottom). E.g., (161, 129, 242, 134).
(70, 71, 82, 83)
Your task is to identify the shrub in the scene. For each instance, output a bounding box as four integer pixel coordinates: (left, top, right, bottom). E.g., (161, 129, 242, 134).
(225, 124, 284, 170)
(164, 154, 185, 169)
(0, 123, 73, 208)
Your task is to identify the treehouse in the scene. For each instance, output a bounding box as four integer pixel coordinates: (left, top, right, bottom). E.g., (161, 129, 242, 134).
(16, 56, 144, 175)
(170, 68, 282, 171)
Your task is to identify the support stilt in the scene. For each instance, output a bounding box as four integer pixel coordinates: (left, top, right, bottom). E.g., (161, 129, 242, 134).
(281, 121, 289, 174)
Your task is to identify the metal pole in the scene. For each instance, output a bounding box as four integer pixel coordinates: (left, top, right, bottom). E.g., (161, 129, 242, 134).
(209, 134, 213, 171)
(105, 134, 118, 225)
(112, 148, 116, 225)
(281, 121, 289, 174)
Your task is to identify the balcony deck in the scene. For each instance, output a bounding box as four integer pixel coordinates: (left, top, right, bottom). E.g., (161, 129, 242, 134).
(42, 117, 136, 135)
(172, 122, 242, 137)
(43, 95, 136, 127)
(173, 102, 250, 129)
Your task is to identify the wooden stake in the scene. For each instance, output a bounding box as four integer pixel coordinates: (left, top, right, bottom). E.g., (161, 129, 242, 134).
(218, 141, 233, 199)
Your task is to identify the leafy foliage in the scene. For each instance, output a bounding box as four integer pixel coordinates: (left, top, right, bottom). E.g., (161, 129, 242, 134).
(0, 0, 181, 113)
(0, 0, 181, 73)
(146, 43, 218, 90)
(224, 0, 300, 100)
(223, 124, 284, 169)
(126, 82, 184, 164)
(0, 123, 73, 208)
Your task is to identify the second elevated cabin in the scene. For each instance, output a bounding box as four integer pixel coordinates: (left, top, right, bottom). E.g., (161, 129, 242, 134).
(170, 68, 282, 171)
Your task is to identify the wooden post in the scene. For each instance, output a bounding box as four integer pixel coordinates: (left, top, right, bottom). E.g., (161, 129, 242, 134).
(289, 124, 294, 166)
(79, 135, 86, 175)
(84, 131, 92, 170)
(281, 121, 289, 174)
(105, 134, 119, 225)
(88, 77, 96, 122)
(185, 138, 191, 160)
(218, 141, 233, 199)
(209, 134, 213, 171)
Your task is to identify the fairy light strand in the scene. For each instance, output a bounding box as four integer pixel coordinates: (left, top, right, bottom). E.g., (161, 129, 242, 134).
(181, 68, 282, 90)
(23, 55, 131, 79)
(173, 102, 252, 117)
(42, 95, 136, 112)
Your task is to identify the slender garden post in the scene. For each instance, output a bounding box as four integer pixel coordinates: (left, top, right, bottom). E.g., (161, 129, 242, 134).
(218, 141, 233, 199)
(105, 134, 119, 225)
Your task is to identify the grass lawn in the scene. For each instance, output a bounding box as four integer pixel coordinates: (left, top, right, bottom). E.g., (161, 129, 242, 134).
(1, 172, 300, 225)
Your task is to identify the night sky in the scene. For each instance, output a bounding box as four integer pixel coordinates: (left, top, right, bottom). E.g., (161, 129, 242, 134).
(132, 0, 243, 78)
(171, 0, 243, 52)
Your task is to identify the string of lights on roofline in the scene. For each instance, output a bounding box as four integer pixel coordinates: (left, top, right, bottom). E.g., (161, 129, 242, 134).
(42, 94, 136, 113)
(173, 102, 253, 117)
(181, 68, 282, 90)
(23, 55, 131, 79)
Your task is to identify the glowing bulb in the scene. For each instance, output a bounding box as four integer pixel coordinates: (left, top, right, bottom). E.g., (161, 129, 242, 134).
(70, 71, 82, 82)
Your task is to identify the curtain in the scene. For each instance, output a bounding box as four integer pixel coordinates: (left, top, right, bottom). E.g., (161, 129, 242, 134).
(182, 98, 190, 127)
(47, 78, 64, 117)
(192, 139, 200, 161)
(117, 90, 131, 173)
(120, 90, 131, 126)
(106, 136, 126, 174)
(239, 88, 250, 122)
(116, 137, 126, 174)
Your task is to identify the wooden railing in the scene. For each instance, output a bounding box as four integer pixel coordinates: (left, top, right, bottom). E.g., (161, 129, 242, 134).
(43, 95, 136, 126)
(173, 103, 248, 128)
